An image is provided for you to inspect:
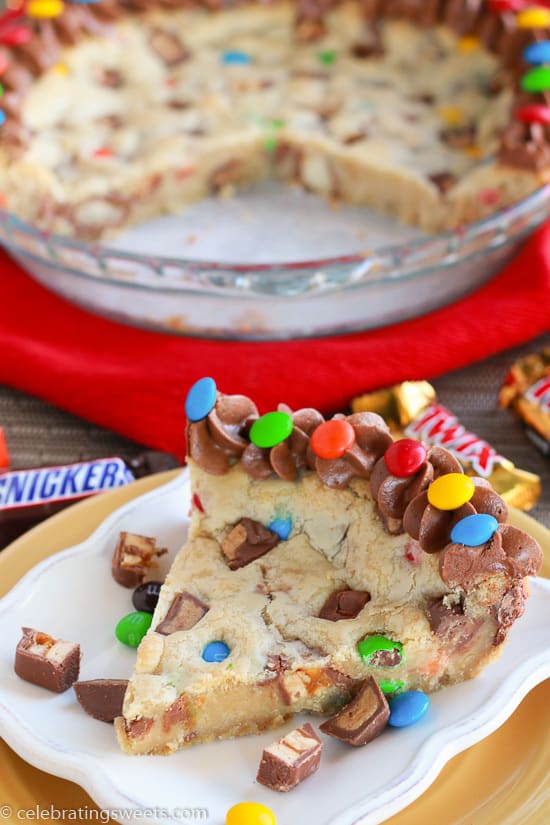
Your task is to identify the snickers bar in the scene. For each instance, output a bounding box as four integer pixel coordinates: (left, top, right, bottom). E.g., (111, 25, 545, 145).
(499, 348, 550, 457)
(256, 723, 323, 792)
(14, 627, 80, 693)
(0, 451, 180, 549)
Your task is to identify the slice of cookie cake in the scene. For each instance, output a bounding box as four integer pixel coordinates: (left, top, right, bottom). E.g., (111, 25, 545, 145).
(115, 378, 542, 755)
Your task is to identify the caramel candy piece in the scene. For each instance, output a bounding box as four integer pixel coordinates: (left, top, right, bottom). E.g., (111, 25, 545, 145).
(221, 519, 279, 570)
(319, 589, 370, 621)
(111, 532, 167, 588)
(256, 722, 322, 792)
(14, 627, 80, 693)
(319, 677, 389, 746)
(155, 592, 209, 635)
(74, 679, 128, 723)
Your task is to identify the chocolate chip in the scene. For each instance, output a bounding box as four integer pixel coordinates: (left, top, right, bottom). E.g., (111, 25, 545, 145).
(14, 628, 80, 693)
(440, 125, 476, 148)
(426, 597, 464, 633)
(73, 679, 128, 722)
(351, 42, 384, 59)
(319, 677, 389, 746)
(150, 29, 189, 67)
(428, 171, 457, 194)
(256, 723, 323, 792)
(221, 518, 280, 570)
(155, 592, 209, 635)
(319, 589, 370, 621)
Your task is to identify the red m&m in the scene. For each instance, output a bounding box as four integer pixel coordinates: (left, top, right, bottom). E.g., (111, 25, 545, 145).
(311, 419, 355, 460)
(515, 104, 550, 125)
(384, 439, 427, 478)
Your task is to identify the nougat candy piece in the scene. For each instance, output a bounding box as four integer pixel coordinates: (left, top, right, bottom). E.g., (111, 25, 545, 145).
(256, 722, 322, 792)
(111, 531, 167, 588)
(14, 627, 80, 693)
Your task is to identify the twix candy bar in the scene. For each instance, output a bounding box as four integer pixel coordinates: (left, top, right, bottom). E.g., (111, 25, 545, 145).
(499, 348, 550, 457)
(351, 381, 540, 511)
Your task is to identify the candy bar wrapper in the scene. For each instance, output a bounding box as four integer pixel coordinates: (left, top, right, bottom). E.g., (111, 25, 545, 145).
(499, 348, 550, 458)
(352, 381, 541, 511)
(0, 452, 180, 550)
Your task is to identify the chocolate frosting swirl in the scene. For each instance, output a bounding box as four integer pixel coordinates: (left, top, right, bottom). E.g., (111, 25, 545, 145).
(440, 523, 543, 586)
(370, 444, 461, 534)
(403, 475, 508, 554)
(242, 405, 324, 481)
(187, 392, 258, 475)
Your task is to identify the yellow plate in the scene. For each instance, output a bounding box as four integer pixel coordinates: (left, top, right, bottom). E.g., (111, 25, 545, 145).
(0, 471, 548, 824)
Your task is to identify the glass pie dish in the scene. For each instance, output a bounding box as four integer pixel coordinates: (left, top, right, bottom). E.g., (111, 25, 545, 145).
(1, 180, 549, 341)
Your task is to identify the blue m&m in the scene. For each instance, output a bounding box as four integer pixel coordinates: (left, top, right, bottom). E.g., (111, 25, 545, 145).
(388, 690, 430, 728)
(268, 516, 292, 540)
(450, 513, 499, 547)
(202, 640, 230, 663)
(523, 40, 550, 66)
(221, 50, 252, 65)
(185, 377, 217, 422)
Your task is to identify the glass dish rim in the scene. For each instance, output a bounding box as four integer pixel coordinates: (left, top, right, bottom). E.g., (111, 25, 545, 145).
(1, 181, 549, 296)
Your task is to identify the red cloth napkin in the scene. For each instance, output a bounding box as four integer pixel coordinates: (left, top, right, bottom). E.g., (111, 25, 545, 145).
(1, 223, 550, 459)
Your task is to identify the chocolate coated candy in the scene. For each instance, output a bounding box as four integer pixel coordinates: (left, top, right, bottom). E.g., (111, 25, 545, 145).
(221, 518, 280, 569)
(155, 592, 209, 635)
(14, 627, 80, 693)
(115, 611, 152, 647)
(111, 532, 167, 588)
(357, 634, 404, 667)
(320, 677, 389, 746)
(132, 581, 163, 613)
(256, 722, 322, 791)
(74, 679, 128, 722)
(388, 690, 430, 727)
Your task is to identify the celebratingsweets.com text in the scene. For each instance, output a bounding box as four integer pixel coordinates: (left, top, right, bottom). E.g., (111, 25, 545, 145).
(0, 805, 209, 822)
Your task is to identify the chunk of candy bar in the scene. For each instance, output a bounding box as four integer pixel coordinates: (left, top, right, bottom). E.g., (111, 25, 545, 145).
(319, 589, 370, 621)
(256, 722, 322, 792)
(111, 531, 167, 588)
(14, 627, 80, 693)
(74, 679, 128, 722)
(156, 592, 209, 635)
(319, 676, 389, 746)
(221, 518, 280, 570)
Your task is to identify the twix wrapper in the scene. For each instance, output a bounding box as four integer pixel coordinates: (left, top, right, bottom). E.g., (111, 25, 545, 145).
(351, 381, 541, 511)
(499, 348, 550, 458)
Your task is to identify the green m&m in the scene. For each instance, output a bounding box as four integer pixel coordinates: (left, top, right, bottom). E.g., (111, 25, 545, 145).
(358, 634, 405, 667)
(249, 411, 293, 448)
(115, 611, 153, 647)
(521, 66, 550, 94)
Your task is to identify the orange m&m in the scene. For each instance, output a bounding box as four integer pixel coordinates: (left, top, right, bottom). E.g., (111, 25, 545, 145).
(310, 419, 355, 460)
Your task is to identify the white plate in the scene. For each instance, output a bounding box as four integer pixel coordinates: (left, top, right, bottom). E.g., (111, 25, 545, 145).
(0, 470, 549, 825)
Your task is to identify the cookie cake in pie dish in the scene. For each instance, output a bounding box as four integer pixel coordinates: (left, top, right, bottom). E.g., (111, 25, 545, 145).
(1, 0, 550, 339)
(114, 378, 543, 755)
(1, 0, 550, 240)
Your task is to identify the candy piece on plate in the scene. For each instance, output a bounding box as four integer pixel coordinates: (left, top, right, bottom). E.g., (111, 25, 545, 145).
(14, 627, 80, 692)
(111, 531, 167, 588)
(320, 677, 390, 746)
(256, 722, 323, 791)
(74, 679, 128, 722)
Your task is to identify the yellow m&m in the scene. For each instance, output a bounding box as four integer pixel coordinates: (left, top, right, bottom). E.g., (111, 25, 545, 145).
(516, 7, 550, 29)
(427, 473, 475, 511)
(226, 802, 276, 825)
(26, 0, 65, 19)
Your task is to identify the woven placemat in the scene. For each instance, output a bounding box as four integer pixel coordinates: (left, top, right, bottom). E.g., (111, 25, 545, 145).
(0, 332, 548, 526)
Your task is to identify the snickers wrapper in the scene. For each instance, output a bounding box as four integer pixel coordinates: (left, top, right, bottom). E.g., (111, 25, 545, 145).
(499, 348, 550, 457)
(0, 457, 135, 549)
(352, 381, 540, 511)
